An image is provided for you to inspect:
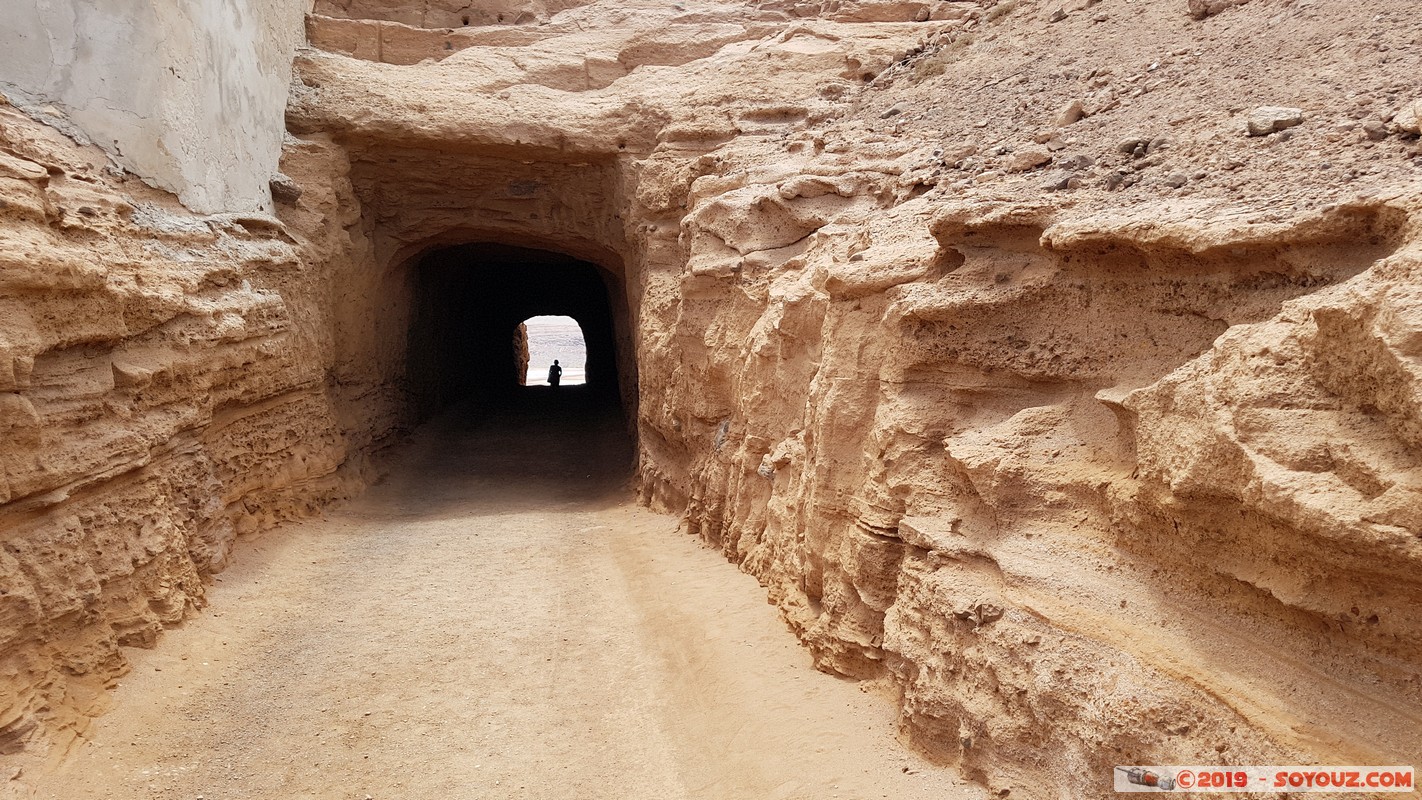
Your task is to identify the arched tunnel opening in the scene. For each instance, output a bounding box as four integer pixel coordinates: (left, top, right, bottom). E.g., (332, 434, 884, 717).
(402, 243, 636, 485)
(519, 315, 587, 386)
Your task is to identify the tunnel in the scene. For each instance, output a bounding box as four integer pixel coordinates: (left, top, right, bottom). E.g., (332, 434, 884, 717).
(403, 242, 633, 424)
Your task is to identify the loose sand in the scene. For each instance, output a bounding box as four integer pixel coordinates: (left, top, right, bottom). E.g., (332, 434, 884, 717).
(15, 391, 983, 800)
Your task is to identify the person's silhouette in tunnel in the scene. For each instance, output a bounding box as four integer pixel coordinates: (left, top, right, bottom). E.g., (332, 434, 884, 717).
(548, 359, 562, 387)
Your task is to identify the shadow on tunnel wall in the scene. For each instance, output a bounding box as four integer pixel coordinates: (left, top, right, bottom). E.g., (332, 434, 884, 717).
(405, 243, 626, 420)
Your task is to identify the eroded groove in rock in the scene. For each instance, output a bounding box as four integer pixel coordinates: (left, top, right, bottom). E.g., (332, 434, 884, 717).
(3, 0, 1422, 795)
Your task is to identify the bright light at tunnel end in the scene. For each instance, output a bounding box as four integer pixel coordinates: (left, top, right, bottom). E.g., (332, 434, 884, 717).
(523, 315, 587, 386)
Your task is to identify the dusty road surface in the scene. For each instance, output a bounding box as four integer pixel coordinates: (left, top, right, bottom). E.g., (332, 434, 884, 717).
(15, 389, 984, 800)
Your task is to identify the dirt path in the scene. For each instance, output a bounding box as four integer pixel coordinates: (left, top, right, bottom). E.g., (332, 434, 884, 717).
(14, 392, 984, 800)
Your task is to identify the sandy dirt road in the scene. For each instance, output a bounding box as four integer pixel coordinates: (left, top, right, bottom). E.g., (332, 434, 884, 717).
(13, 390, 983, 800)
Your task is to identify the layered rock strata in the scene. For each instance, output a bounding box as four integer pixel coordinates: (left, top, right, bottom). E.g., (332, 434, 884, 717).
(0, 102, 374, 753)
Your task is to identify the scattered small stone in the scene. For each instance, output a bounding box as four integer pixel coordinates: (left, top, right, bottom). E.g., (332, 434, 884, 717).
(1362, 120, 1389, 141)
(1006, 147, 1052, 172)
(1246, 106, 1303, 137)
(1117, 135, 1150, 155)
(1104, 171, 1127, 190)
(1059, 154, 1094, 171)
(880, 102, 907, 119)
(1049, 7, 1067, 22)
(1056, 99, 1086, 127)
(1147, 135, 1172, 153)
(1392, 99, 1421, 135)
(1188, 0, 1250, 20)
(1163, 173, 1189, 188)
(269, 173, 303, 204)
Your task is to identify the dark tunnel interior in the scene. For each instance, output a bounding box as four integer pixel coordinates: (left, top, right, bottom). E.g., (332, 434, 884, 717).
(405, 243, 630, 422)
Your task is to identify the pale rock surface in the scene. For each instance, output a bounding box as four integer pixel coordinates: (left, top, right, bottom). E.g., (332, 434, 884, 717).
(1246, 105, 1304, 136)
(0, 0, 309, 213)
(1005, 147, 1052, 172)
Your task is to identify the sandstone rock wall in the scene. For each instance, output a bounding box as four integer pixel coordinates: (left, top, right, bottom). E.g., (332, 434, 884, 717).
(0, 0, 311, 213)
(281, 1, 1422, 794)
(657, 192, 1422, 786)
(0, 102, 378, 753)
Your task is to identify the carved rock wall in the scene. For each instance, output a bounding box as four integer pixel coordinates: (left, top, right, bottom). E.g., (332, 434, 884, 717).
(0, 102, 380, 752)
(285, 1, 1422, 792)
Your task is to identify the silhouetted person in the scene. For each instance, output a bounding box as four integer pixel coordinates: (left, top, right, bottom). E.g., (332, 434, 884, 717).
(548, 359, 562, 387)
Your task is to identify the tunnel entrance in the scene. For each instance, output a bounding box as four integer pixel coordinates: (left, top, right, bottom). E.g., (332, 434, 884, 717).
(520, 315, 587, 386)
(405, 243, 630, 421)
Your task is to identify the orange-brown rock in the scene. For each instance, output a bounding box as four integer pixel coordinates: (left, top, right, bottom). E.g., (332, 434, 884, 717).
(0, 106, 374, 755)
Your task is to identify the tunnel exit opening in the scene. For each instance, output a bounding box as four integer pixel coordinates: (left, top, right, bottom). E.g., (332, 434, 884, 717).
(403, 242, 632, 426)
(519, 315, 587, 387)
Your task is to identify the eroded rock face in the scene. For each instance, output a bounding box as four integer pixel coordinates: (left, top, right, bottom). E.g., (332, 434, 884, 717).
(0, 103, 374, 755)
(4, 0, 1422, 795)
(0, 0, 308, 213)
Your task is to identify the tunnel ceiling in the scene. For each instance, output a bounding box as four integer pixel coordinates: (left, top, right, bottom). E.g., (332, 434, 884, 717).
(343, 145, 630, 275)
